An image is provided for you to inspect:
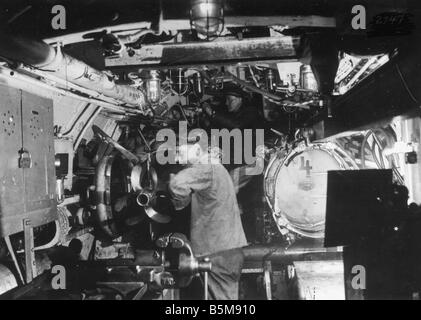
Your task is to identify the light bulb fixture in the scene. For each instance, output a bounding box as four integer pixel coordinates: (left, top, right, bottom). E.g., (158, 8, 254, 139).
(190, 0, 224, 40)
(146, 70, 161, 105)
(192, 72, 204, 99)
(266, 69, 276, 93)
(170, 68, 189, 95)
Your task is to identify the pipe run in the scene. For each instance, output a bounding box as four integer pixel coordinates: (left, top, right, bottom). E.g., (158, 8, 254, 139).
(242, 244, 343, 262)
(226, 72, 309, 110)
(0, 33, 146, 108)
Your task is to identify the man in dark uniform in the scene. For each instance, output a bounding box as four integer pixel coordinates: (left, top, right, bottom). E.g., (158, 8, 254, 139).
(202, 82, 260, 130)
(202, 82, 265, 194)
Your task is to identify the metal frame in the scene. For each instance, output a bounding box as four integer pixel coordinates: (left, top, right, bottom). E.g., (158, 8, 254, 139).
(23, 219, 36, 284)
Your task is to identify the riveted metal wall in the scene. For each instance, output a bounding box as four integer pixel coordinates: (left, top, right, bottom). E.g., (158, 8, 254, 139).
(0, 84, 57, 237)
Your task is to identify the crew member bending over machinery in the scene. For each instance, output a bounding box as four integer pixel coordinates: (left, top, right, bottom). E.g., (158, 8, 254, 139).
(168, 141, 248, 300)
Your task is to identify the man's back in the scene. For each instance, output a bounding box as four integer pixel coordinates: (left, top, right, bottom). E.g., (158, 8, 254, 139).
(169, 161, 248, 256)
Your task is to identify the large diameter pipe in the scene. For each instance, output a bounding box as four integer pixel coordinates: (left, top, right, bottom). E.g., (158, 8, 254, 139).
(242, 245, 343, 262)
(0, 33, 146, 107)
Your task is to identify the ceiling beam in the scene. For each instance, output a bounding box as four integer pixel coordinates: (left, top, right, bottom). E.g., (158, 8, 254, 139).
(159, 15, 336, 32)
(105, 36, 300, 69)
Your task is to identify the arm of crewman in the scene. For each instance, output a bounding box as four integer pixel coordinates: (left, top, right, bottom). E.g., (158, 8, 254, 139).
(168, 165, 213, 210)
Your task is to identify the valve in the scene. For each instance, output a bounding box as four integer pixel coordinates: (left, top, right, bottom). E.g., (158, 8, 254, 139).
(155, 233, 212, 288)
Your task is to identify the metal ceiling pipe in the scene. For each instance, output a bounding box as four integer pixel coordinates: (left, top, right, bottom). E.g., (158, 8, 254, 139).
(0, 33, 146, 108)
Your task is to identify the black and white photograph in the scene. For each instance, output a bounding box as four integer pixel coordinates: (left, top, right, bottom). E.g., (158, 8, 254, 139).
(0, 0, 421, 305)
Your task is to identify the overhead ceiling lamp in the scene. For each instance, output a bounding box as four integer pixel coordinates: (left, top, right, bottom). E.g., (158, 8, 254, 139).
(190, 0, 224, 40)
(146, 70, 161, 105)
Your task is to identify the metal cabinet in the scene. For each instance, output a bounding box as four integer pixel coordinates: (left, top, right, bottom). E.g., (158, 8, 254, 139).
(0, 84, 56, 237)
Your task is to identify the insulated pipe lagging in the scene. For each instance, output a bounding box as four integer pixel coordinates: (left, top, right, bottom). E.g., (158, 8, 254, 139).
(0, 33, 146, 107)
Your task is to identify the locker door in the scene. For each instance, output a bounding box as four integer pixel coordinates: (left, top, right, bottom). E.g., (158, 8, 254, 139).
(21, 91, 56, 219)
(0, 85, 25, 237)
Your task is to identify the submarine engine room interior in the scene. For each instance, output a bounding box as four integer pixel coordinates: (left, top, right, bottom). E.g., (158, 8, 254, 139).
(1, 0, 421, 300)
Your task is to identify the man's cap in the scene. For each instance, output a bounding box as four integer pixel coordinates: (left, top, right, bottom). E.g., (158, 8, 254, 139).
(223, 82, 244, 98)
